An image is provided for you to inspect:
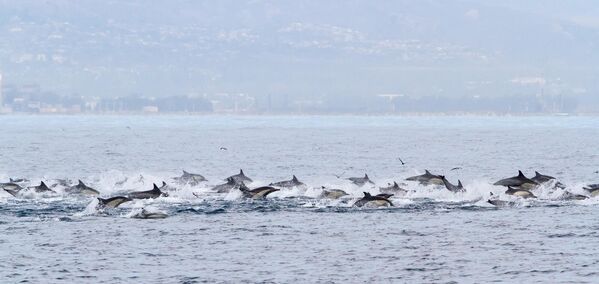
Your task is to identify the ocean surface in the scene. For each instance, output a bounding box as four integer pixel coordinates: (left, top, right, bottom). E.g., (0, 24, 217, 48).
(1, 115, 599, 283)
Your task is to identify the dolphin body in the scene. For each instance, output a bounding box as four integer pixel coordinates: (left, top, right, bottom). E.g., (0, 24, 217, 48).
(97, 196, 132, 208)
(348, 174, 374, 186)
(505, 186, 536, 198)
(321, 187, 349, 199)
(559, 191, 589, 200)
(10, 178, 30, 184)
(128, 183, 168, 199)
(131, 208, 168, 219)
(269, 175, 305, 188)
(238, 182, 279, 199)
(174, 170, 206, 185)
(493, 171, 538, 189)
(1, 182, 23, 196)
(211, 177, 238, 193)
(376, 193, 394, 199)
(66, 180, 100, 195)
(405, 170, 443, 186)
(440, 176, 465, 193)
(353, 192, 393, 207)
(226, 169, 253, 183)
(583, 184, 599, 197)
(531, 171, 555, 184)
(28, 182, 55, 193)
(158, 181, 177, 191)
(379, 182, 408, 196)
(487, 199, 518, 207)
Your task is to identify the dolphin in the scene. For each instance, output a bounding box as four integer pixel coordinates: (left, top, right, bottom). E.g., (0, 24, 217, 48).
(348, 174, 374, 186)
(379, 182, 408, 197)
(531, 171, 556, 184)
(226, 169, 253, 183)
(405, 170, 443, 186)
(320, 187, 349, 199)
(28, 181, 54, 193)
(158, 181, 177, 191)
(174, 170, 206, 185)
(131, 208, 168, 219)
(583, 184, 599, 197)
(66, 180, 100, 195)
(97, 196, 132, 208)
(487, 199, 517, 207)
(505, 186, 536, 198)
(440, 176, 465, 193)
(353, 192, 393, 208)
(269, 175, 305, 188)
(211, 177, 238, 193)
(1, 182, 24, 197)
(10, 178, 30, 183)
(376, 193, 394, 199)
(559, 191, 588, 200)
(487, 192, 518, 207)
(493, 171, 538, 189)
(238, 182, 279, 199)
(128, 183, 168, 199)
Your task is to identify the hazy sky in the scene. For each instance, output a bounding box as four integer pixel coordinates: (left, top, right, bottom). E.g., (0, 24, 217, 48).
(0, 0, 598, 101)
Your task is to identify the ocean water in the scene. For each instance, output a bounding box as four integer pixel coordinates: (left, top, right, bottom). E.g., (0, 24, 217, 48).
(1, 115, 599, 283)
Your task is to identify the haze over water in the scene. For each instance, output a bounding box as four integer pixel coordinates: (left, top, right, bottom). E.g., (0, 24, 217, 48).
(1, 115, 599, 283)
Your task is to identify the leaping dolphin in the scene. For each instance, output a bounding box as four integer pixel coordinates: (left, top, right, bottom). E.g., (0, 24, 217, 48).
(211, 177, 238, 193)
(320, 187, 349, 199)
(348, 174, 374, 186)
(131, 208, 168, 219)
(269, 175, 305, 188)
(559, 191, 588, 200)
(66, 180, 100, 195)
(440, 176, 465, 193)
(505, 186, 536, 198)
(28, 181, 54, 193)
(97, 196, 132, 208)
(353, 192, 393, 208)
(531, 171, 556, 184)
(1, 182, 23, 197)
(583, 184, 599, 197)
(226, 169, 253, 183)
(493, 171, 538, 189)
(405, 170, 443, 186)
(128, 183, 168, 199)
(379, 182, 408, 197)
(174, 170, 206, 185)
(238, 182, 279, 199)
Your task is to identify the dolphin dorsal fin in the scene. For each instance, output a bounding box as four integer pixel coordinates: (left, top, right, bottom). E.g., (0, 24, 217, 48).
(78, 180, 85, 186)
(393, 181, 398, 187)
(458, 180, 463, 188)
(162, 181, 166, 186)
(9, 178, 14, 182)
(425, 170, 431, 174)
(363, 192, 371, 197)
(292, 175, 298, 182)
(153, 183, 159, 190)
(364, 174, 369, 179)
(518, 170, 525, 177)
(40, 181, 47, 187)
(535, 171, 541, 177)
(240, 169, 244, 175)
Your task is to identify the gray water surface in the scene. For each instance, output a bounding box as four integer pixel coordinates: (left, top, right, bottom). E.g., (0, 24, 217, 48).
(1, 115, 598, 283)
